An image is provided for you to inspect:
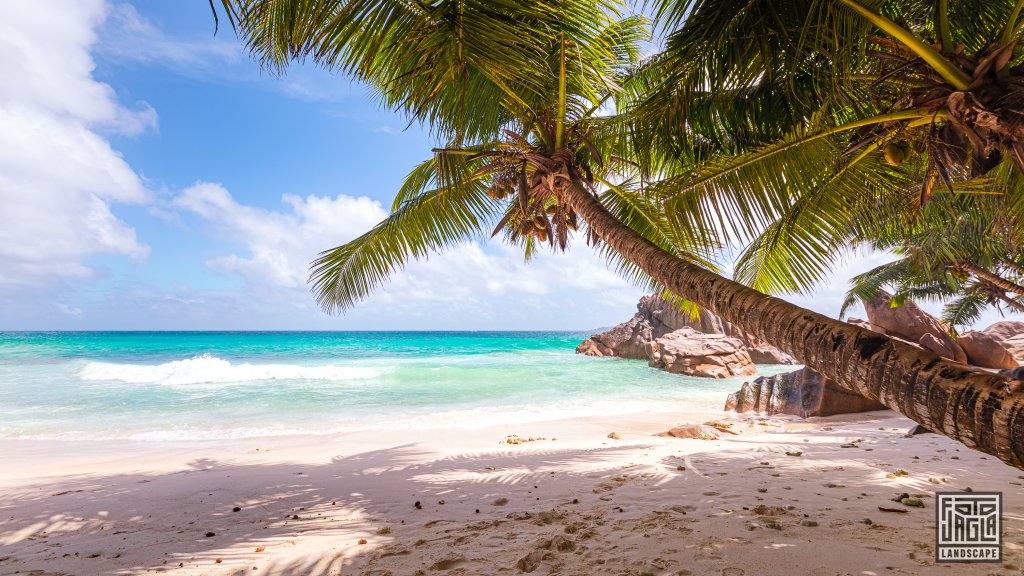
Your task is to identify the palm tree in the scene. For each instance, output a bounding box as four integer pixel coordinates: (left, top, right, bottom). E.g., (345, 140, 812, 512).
(218, 0, 1024, 469)
(841, 193, 1024, 326)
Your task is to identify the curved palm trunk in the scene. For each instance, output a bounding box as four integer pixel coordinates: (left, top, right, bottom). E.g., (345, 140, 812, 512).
(961, 261, 1024, 297)
(564, 181, 1024, 469)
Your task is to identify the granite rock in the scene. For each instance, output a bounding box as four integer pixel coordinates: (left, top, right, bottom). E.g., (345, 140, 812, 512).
(645, 327, 757, 378)
(958, 330, 1018, 369)
(863, 291, 967, 363)
(725, 368, 886, 417)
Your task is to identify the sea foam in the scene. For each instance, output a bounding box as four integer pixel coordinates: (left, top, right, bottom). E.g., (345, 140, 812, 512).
(77, 354, 384, 385)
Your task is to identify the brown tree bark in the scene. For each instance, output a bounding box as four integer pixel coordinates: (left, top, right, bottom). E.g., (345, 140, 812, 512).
(564, 181, 1024, 469)
(961, 261, 1024, 297)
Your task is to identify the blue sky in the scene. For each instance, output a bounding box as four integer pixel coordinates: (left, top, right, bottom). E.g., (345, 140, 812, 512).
(0, 1, 1012, 331)
(0, 0, 649, 330)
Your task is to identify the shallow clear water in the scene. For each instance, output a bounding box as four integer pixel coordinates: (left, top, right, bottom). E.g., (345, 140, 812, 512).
(0, 332, 790, 441)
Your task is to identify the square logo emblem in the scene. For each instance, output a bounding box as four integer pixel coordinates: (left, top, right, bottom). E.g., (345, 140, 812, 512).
(936, 492, 1002, 563)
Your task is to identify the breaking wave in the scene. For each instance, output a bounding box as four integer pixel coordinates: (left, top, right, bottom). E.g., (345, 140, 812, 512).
(78, 354, 385, 385)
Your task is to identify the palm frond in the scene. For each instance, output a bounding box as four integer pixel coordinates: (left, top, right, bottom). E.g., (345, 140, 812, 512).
(310, 170, 499, 313)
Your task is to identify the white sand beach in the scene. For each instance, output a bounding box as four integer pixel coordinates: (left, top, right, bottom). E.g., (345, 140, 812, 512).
(1, 408, 1020, 576)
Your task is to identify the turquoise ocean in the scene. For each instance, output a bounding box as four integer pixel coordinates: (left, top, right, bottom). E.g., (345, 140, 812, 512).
(0, 332, 787, 441)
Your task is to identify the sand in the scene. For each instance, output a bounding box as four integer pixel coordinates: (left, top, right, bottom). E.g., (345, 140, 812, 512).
(0, 409, 1022, 576)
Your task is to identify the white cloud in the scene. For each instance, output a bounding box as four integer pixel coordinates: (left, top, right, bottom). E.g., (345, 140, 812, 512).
(168, 181, 1019, 330)
(96, 3, 350, 104)
(170, 183, 645, 327)
(172, 183, 388, 288)
(0, 0, 151, 293)
(98, 3, 240, 70)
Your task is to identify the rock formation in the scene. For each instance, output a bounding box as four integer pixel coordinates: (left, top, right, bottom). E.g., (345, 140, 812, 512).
(862, 291, 968, 363)
(657, 424, 721, 440)
(983, 321, 1024, 362)
(725, 368, 886, 418)
(746, 346, 796, 364)
(958, 331, 1018, 370)
(846, 317, 884, 333)
(576, 295, 794, 364)
(585, 292, 1024, 419)
(644, 327, 757, 378)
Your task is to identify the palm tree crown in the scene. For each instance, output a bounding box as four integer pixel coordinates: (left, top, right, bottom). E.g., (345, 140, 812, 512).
(628, 0, 1024, 299)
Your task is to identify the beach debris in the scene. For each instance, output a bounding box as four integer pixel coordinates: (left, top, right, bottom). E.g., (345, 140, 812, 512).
(860, 518, 873, 525)
(752, 505, 787, 516)
(607, 432, 621, 440)
(205, 531, 216, 537)
(885, 469, 909, 478)
(215, 558, 223, 564)
(438, 500, 445, 505)
(800, 519, 818, 527)
(255, 546, 265, 552)
(704, 421, 738, 434)
(232, 506, 241, 512)
(493, 497, 509, 506)
(785, 450, 802, 457)
(676, 465, 686, 471)
(877, 507, 908, 514)
(572, 498, 579, 504)
(414, 501, 422, 509)
(657, 424, 720, 440)
(475, 509, 480, 514)
(376, 527, 391, 535)
(358, 538, 368, 545)
(757, 488, 768, 493)
(901, 497, 925, 507)
(505, 434, 547, 445)
(839, 442, 858, 448)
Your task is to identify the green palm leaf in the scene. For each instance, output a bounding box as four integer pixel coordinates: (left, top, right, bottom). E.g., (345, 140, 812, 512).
(309, 164, 500, 313)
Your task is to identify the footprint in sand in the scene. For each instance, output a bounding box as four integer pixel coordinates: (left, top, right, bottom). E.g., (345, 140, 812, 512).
(428, 555, 465, 570)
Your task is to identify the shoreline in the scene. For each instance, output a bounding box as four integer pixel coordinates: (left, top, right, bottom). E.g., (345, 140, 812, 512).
(1, 408, 1021, 575)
